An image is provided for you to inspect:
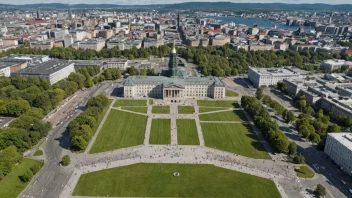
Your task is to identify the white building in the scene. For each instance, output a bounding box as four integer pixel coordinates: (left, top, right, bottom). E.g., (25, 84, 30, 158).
(12, 60, 75, 84)
(248, 67, 301, 88)
(79, 39, 105, 51)
(124, 43, 225, 101)
(320, 59, 352, 71)
(104, 60, 128, 70)
(325, 133, 352, 175)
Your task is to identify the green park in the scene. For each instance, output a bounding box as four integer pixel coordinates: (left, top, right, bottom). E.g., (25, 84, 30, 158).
(72, 163, 280, 198)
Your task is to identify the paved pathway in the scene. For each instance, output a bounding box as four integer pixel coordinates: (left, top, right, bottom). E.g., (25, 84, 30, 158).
(170, 104, 178, 145)
(198, 107, 244, 114)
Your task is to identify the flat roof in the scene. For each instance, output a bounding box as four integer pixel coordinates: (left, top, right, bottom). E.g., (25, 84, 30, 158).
(13, 60, 73, 75)
(0, 61, 24, 69)
(328, 133, 352, 151)
(249, 67, 300, 76)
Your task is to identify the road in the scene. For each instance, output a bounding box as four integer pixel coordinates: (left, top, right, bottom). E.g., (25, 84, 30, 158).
(263, 90, 352, 198)
(20, 81, 122, 198)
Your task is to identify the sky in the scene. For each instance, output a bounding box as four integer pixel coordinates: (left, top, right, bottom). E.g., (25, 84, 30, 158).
(0, 0, 351, 5)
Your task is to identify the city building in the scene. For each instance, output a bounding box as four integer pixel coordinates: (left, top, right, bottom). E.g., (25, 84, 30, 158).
(78, 39, 105, 51)
(103, 60, 128, 70)
(248, 67, 301, 87)
(320, 97, 352, 119)
(123, 43, 225, 101)
(320, 59, 352, 71)
(12, 60, 75, 84)
(325, 133, 352, 175)
(0, 61, 27, 75)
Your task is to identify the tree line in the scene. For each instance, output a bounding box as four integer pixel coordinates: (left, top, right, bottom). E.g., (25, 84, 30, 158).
(241, 96, 293, 154)
(68, 94, 110, 151)
(0, 44, 171, 60)
(178, 44, 349, 76)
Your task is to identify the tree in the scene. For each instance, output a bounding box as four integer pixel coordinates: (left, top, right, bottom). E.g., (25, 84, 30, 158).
(288, 141, 297, 156)
(293, 155, 305, 164)
(71, 136, 87, 151)
(256, 87, 264, 100)
(6, 100, 31, 117)
(139, 69, 147, 76)
(62, 155, 70, 166)
(314, 184, 326, 197)
(299, 124, 315, 139)
(286, 111, 296, 123)
(19, 170, 33, 182)
(282, 109, 288, 120)
(327, 124, 342, 133)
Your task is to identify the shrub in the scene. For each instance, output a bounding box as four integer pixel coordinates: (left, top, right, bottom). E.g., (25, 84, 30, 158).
(62, 155, 70, 166)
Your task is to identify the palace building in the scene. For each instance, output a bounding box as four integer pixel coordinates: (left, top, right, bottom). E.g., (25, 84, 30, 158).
(123, 43, 225, 101)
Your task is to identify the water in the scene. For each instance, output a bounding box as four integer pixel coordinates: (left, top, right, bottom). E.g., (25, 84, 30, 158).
(214, 16, 310, 31)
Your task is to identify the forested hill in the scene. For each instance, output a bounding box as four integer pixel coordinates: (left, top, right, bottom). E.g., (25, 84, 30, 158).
(0, 2, 352, 11)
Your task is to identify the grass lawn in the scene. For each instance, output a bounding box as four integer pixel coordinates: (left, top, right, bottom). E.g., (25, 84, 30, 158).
(201, 123, 270, 159)
(0, 159, 44, 198)
(149, 119, 171, 144)
(295, 166, 315, 178)
(199, 110, 247, 122)
(199, 107, 229, 113)
(226, 90, 239, 97)
(177, 106, 194, 114)
(121, 107, 148, 114)
(176, 119, 199, 145)
(89, 110, 147, 153)
(73, 163, 280, 198)
(152, 106, 170, 114)
(33, 149, 43, 156)
(197, 100, 239, 108)
(149, 99, 153, 105)
(114, 99, 147, 107)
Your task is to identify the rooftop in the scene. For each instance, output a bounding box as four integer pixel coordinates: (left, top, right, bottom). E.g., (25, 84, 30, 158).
(249, 67, 300, 76)
(13, 60, 73, 75)
(0, 61, 25, 69)
(328, 133, 352, 151)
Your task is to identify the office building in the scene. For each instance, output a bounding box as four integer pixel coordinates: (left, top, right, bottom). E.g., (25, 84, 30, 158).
(325, 133, 352, 175)
(321, 59, 352, 71)
(248, 67, 301, 87)
(12, 60, 75, 84)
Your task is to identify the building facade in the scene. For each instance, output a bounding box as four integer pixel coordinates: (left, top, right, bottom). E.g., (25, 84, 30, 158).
(248, 67, 301, 88)
(320, 59, 352, 71)
(123, 43, 225, 101)
(325, 133, 352, 175)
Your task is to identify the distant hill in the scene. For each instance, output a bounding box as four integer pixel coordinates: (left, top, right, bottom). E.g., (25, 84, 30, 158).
(0, 2, 351, 11)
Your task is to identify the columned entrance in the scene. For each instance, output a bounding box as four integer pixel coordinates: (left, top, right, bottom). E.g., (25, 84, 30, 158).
(163, 89, 184, 98)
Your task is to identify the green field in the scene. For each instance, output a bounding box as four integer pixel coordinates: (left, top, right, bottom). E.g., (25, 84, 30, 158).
(149, 119, 171, 144)
(73, 163, 280, 198)
(90, 110, 147, 153)
(33, 149, 43, 156)
(197, 100, 239, 108)
(201, 123, 270, 159)
(152, 106, 170, 114)
(177, 119, 199, 145)
(199, 107, 229, 113)
(149, 100, 153, 105)
(0, 159, 44, 198)
(295, 166, 315, 178)
(199, 110, 247, 122)
(178, 106, 194, 114)
(226, 90, 239, 97)
(114, 99, 147, 107)
(121, 107, 148, 113)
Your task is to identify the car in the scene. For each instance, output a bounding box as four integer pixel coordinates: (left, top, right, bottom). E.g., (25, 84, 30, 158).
(341, 180, 346, 185)
(348, 188, 352, 194)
